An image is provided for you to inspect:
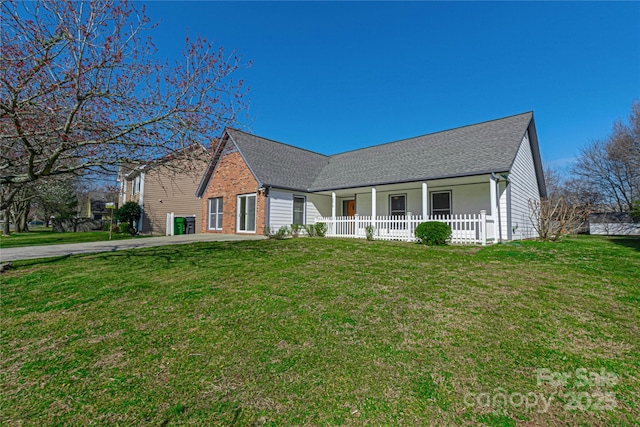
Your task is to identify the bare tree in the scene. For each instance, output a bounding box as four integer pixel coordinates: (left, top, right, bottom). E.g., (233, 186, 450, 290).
(573, 101, 640, 212)
(528, 196, 587, 241)
(1, 0, 249, 208)
(543, 166, 564, 199)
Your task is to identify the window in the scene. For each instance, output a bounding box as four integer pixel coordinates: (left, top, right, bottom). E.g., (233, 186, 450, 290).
(131, 176, 140, 195)
(293, 196, 306, 225)
(389, 194, 406, 216)
(237, 194, 256, 232)
(208, 197, 223, 230)
(431, 191, 451, 216)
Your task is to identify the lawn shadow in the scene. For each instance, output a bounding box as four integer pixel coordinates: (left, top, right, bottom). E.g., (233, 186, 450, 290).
(606, 236, 640, 252)
(89, 239, 267, 262)
(9, 254, 73, 269)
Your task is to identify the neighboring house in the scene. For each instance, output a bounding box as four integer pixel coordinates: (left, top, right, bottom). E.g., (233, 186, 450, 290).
(196, 112, 546, 243)
(117, 148, 209, 235)
(79, 192, 117, 220)
(589, 212, 640, 236)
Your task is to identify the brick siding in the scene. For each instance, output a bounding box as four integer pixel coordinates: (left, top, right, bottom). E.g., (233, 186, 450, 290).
(200, 150, 266, 235)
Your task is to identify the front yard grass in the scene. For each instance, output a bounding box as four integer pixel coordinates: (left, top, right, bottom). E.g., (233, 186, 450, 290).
(0, 229, 142, 249)
(1, 236, 638, 426)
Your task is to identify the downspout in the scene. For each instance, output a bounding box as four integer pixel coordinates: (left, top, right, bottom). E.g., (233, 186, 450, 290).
(264, 186, 271, 233)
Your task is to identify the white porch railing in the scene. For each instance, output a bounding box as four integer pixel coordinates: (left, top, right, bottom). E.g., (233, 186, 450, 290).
(314, 212, 495, 245)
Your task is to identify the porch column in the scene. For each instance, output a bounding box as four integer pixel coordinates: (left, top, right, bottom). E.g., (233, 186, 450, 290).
(331, 192, 336, 218)
(371, 187, 377, 219)
(489, 175, 497, 216)
(490, 174, 502, 243)
(331, 191, 336, 237)
(421, 182, 428, 219)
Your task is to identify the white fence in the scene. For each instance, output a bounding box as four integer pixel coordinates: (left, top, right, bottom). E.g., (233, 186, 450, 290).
(314, 212, 495, 245)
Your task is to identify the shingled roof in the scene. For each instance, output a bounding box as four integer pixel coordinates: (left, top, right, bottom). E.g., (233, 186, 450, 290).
(200, 112, 538, 194)
(226, 129, 329, 191)
(311, 112, 534, 190)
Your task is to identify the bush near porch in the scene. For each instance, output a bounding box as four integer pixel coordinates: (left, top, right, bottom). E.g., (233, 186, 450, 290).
(415, 221, 453, 245)
(1, 236, 639, 425)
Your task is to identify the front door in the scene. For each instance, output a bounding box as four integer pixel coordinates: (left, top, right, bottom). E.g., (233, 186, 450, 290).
(343, 199, 355, 216)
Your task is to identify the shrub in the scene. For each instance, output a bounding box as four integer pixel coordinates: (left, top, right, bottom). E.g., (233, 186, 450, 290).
(119, 223, 133, 235)
(290, 224, 301, 238)
(314, 222, 327, 237)
(365, 224, 375, 241)
(103, 223, 119, 232)
(415, 221, 452, 245)
(265, 225, 290, 240)
(304, 224, 317, 237)
(114, 201, 141, 234)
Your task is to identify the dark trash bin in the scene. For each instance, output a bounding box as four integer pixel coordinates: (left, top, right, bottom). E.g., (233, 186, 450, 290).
(174, 217, 185, 235)
(185, 216, 196, 234)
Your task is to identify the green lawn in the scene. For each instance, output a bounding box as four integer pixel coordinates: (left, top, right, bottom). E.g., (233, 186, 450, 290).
(1, 236, 638, 426)
(0, 229, 142, 249)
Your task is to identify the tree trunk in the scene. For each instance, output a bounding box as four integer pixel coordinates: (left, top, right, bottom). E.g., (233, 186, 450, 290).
(11, 200, 30, 233)
(2, 210, 10, 236)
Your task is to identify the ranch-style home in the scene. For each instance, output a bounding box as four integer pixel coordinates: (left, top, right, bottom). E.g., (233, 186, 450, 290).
(195, 112, 546, 244)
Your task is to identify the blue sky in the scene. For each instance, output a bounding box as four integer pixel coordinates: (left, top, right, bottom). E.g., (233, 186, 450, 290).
(143, 1, 640, 174)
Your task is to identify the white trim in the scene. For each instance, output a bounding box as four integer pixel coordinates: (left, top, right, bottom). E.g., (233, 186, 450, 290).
(331, 192, 336, 219)
(293, 195, 306, 225)
(208, 197, 223, 231)
(489, 175, 497, 216)
(421, 182, 428, 218)
(371, 187, 377, 225)
(236, 193, 257, 233)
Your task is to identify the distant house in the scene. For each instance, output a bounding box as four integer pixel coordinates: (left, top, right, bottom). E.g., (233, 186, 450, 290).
(589, 212, 640, 236)
(195, 112, 546, 243)
(79, 192, 117, 220)
(117, 147, 210, 235)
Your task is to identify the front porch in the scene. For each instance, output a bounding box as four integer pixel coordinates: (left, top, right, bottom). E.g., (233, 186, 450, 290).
(312, 173, 507, 244)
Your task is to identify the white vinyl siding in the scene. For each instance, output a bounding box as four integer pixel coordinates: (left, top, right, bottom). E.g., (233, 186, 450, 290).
(508, 131, 541, 239)
(267, 190, 331, 231)
(305, 194, 331, 224)
(268, 190, 294, 230)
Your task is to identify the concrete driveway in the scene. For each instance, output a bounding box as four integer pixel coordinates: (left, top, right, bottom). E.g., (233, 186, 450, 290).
(0, 233, 266, 262)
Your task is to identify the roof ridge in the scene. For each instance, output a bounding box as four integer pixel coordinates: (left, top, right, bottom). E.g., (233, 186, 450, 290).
(328, 111, 533, 157)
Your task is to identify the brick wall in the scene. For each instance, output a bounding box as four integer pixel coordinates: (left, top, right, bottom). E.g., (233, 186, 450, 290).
(200, 150, 266, 235)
